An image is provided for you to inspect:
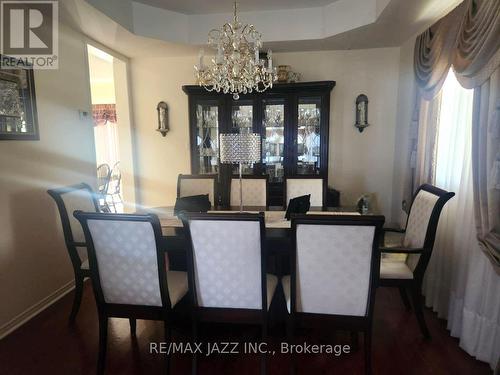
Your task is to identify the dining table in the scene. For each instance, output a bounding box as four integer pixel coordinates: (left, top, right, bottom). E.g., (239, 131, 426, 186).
(139, 206, 361, 274)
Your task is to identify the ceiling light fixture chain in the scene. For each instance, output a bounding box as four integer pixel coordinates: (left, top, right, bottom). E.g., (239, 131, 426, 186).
(194, 1, 277, 100)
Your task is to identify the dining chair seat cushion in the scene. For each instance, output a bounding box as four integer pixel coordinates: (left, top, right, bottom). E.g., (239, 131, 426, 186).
(80, 259, 89, 270)
(167, 270, 189, 307)
(380, 260, 413, 280)
(384, 231, 404, 247)
(78, 261, 187, 306)
(266, 274, 278, 310)
(382, 232, 408, 262)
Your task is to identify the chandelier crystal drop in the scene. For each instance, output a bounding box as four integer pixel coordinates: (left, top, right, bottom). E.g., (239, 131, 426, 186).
(194, 2, 277, 100)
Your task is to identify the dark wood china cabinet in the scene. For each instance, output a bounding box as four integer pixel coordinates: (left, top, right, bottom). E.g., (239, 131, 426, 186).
(182, 81, 335, 206)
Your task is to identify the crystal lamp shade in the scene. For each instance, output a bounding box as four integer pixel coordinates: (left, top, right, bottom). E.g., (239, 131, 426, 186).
(219, 133, 261, 164)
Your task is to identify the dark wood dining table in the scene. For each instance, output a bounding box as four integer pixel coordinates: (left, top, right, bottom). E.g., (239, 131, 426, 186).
(139, 206, 361, 274)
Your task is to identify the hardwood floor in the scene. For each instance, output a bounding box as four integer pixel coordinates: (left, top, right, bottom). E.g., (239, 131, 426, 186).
(0, 282, 491, 375)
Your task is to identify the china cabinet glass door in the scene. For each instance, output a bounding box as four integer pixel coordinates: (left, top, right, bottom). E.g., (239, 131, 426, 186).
(262, 99, 285, 182)
(195, 101, 220, 174)
(296, 97, 321, 175)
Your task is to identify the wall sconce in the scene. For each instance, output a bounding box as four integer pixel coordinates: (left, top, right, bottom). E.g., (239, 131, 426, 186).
(355, 94, 369, 132)
(156, 101, 169, 136)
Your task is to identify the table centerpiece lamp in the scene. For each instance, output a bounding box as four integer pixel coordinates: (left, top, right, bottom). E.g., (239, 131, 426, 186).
(219, 133, 261, 212)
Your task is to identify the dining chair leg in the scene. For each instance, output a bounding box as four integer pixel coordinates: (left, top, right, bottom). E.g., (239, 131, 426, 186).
(260, 321, 268, 375)
(350, 331, 359, 352)
(286, 316, 296, 375)
(410, 285, 431, 339)
(103, 201, 111, 213)
(164, 321, 171, 375)
(191, 319, 198, 375)
(97, 315, 109, 375)
(110, 195, 117, 213)
(364, 329, 372, 375)
(129, 318, 137, 337)
(398, 286, 412, 311)
(69, 274, 84, 323)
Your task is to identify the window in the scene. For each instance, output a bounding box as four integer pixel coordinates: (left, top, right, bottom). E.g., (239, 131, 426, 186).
(434, 70, 474, 191)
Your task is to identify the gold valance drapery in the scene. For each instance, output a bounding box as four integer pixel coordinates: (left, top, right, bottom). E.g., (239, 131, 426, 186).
(413, 0, 500, 272)
(414, 0, 500, 99)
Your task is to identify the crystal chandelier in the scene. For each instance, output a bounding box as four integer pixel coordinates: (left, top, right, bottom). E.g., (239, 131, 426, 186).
(194, 2, 277, 100)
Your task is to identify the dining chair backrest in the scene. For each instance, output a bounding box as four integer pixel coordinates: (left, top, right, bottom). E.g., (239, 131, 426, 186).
(183, 213, 267, 310)
(97, 164, 111, 195)
(48, 183, 99, 245)
(74, 212, 171, 308)
(403, 184, 455, 274)
(285, 177, 324, 207)
(108, 162, 121, 195)
(177, 174, 216, 207)
(291, 215, 384, 317)
(230, 176, 268, 207)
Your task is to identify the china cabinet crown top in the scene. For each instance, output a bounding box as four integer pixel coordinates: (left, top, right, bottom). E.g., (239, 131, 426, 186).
(182, 81, 336, 96)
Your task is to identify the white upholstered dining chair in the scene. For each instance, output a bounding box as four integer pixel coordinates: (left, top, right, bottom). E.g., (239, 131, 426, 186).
(282, 214, 385, 375)
(182, 212, 278, 374)
(379, 184, 454, 339)
(177, 174, 217, 207)
(230, 176, 268, 207)
(74, 212, 188, 375)
(285, 177, 324, 207)
(47, 183, 99, 322)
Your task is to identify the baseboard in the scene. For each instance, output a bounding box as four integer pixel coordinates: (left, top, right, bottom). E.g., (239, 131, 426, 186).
(0, 280, 75, 340)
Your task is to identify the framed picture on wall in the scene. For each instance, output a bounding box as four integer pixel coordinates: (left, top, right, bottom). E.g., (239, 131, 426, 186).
(0, 56, 39, 140)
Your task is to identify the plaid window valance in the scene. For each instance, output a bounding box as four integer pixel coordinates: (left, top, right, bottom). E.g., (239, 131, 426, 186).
(92, 104, 117, 125)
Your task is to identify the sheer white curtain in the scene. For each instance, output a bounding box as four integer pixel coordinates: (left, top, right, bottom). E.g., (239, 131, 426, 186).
(94, 120, 119, 168)
(423, 70, 500, 369)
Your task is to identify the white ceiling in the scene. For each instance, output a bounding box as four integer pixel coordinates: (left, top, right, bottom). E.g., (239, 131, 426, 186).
(60, 0, 463, 58)
(133, 0, 338, 14)
(266, 0, 463, 51)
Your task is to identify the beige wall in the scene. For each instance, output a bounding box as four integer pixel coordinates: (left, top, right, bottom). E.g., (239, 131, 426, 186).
(130, 56, 193, 208)
(88, 48, 116, 104)
(130, 48, 401, 220)
(391, 36, 417, 226)
(89, 81, 115, 104)
(113, 57, 138, 211)
(0, 24, 96, 334)
(278, 49, 400, 220)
